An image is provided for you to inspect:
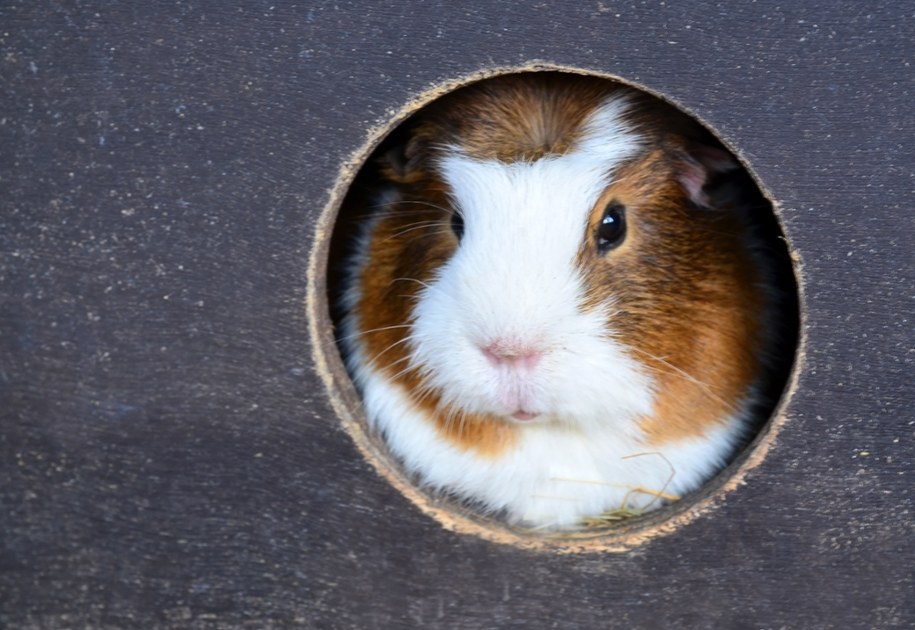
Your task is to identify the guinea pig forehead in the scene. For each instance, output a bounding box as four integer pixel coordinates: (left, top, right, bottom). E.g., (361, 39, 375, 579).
(435, 151, 604, 226)
(434, 94, 644, 202)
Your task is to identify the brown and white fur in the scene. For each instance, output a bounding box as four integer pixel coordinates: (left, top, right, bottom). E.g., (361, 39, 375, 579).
(337, 73, 775, 529)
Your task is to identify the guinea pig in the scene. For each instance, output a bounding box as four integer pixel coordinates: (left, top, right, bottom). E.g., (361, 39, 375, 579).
(335, 72, 784, 530)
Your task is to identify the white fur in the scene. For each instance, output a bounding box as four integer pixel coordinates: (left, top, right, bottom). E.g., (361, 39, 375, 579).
(340, 97, 746, 528)
(353, 365, 740, 528)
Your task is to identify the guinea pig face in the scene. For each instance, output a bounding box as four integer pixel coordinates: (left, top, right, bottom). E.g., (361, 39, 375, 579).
(407, 97, 659, 432)
(389, 96, 764, 447)
(346, 72, 770, 449)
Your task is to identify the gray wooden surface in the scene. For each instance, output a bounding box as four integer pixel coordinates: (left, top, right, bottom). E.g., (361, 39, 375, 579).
(2, 1, 913, 628)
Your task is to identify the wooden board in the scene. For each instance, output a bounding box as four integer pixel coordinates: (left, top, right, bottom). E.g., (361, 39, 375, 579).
(2, 1, 913, 627)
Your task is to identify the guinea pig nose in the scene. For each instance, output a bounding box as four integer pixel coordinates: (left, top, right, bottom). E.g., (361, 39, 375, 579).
(481, 342, 543, 370)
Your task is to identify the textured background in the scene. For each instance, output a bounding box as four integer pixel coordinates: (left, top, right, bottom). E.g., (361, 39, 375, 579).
(2, 1, 913, 627)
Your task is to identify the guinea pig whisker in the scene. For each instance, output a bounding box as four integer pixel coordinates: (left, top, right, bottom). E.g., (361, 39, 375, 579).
(582, 293, 621, 320)
(378, 354, 413, 377)
(364, 336, 416, 370)
(393, 199, 455, 214)
(625, 346, 731, 408)
(455, 411, 473, 442)
(390, 277, 450, 301)
(381, 228, 457, 246)
(384, 221, 447, 241)
(348, 210, 437, 226)
(391, 276, 430, 288)
(362, 198, 437, 210)
(427, 396, 471, 437)
(437, 405, 463, 438)
(412, 390, 443, 417)
(387, 360, 427, 385)
(335, 323, 413, 343)
(399, 382, 454, 425)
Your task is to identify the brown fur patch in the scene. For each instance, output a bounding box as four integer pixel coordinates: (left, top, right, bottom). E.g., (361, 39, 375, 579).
(403, 74, 618, 163)
(579, 146, 764, 443)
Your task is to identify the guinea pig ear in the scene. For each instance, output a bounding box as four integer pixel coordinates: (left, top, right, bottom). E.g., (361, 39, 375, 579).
(676, 145, 740, 207)
(378, 134, 426, 184)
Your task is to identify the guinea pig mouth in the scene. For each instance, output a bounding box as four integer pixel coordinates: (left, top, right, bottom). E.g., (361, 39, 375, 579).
(510, 410, 540, 421)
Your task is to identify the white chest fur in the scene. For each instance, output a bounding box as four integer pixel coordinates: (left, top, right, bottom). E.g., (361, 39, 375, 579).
(353, 359, 741, 529)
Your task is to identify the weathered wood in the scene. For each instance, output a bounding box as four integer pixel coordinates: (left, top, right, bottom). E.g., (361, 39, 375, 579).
(1, 1, 912, 628)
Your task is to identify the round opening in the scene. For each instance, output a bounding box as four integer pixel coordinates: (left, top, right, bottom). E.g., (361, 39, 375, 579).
(317, 68, 800, 550)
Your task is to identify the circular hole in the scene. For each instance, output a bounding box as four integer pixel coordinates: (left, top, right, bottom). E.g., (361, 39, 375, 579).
(319, 68, 800, 549)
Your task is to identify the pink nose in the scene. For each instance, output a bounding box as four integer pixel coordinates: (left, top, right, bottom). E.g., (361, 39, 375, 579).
(481, 342, 543, 370)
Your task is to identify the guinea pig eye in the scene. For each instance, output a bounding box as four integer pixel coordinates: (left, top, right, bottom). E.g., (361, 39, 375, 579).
(450, 211, 465, 241)
(596, 201, 626, 253)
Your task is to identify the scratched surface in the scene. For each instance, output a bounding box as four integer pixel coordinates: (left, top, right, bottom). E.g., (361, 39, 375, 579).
(2, 2, 913, 628)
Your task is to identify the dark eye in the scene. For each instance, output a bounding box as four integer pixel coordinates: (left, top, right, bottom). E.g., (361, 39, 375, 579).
(450, 211, 465, 241)
(596, 201, 626, 253)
